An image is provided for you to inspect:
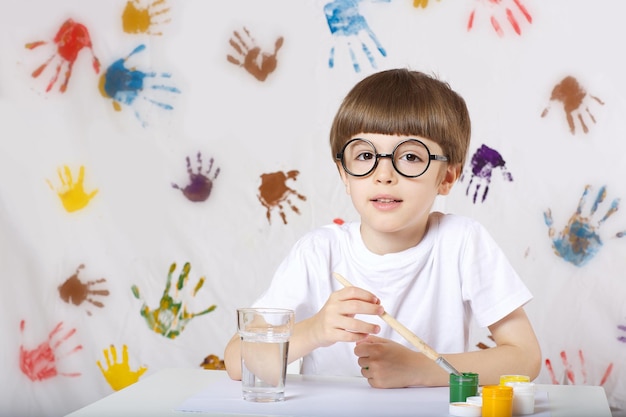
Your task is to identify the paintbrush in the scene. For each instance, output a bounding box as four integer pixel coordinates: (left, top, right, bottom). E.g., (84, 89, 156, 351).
(333, 272, 462, 377)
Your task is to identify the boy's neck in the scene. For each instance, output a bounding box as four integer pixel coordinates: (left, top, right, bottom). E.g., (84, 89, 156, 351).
(359, 217, 431, 255)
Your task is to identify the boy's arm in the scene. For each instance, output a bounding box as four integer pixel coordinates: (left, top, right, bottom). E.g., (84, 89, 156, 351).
(224, 286, 384, 380)
(354, 307, 541, 388)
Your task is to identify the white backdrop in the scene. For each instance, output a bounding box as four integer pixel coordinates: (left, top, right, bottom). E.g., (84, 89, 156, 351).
(1, 1, 625, 416)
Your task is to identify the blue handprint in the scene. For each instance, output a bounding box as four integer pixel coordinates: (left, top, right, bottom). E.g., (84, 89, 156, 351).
(98, 44, 180, 126)
(544, 185, 625, 267)
(323, 0, 388, 72)
(460, 144, 513, 204)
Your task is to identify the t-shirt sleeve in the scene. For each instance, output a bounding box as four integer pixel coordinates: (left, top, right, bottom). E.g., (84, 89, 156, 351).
(459, 221, 533, 328)
(251, 231, 332, 321)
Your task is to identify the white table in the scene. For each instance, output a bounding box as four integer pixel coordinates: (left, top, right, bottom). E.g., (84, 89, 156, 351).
(64, 368, 612, 417)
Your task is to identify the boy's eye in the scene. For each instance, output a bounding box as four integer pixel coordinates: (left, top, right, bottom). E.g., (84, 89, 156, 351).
(356, 152, 374, 161)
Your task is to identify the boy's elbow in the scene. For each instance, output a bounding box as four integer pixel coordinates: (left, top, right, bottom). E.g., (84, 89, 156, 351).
(527, 342, 542, 381)
(224, 336, 242, 380)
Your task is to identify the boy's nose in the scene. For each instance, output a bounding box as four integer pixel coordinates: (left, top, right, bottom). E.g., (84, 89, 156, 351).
(373, 156, 396, 183)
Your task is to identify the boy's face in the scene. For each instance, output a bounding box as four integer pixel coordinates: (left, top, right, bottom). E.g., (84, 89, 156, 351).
(337, 133, 459, 252)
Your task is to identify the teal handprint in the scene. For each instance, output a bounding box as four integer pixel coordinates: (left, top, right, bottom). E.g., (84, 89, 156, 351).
(131, 262, 216, 339)
(544, 185, 625, 267)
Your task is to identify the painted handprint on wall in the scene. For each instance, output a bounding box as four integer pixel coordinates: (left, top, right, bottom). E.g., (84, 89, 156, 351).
(227, 27, 284, 82)
(467, 0, 532, 37)
(200, 354, 226, 370)
(172, 152, 220, 203)
(541, 76, 605, 135)
(25, 18, 100, 93)
(258, 170, 307, 225)
(97, 344, 147, 391)
(98, 44, 181, 127)
(618, 325, 626, 343)
(323, 0, 388, 72)
(460, 144, 513, 204)
(47, 165, 98, 213)
(122, 0, 171, 36)
(412, 0, 441, 8)
(58, 264, 109, 316)
(131, 262, 217, 339)
(545, 350, 613, 386)
(19, 320, 82, 381)
(544, 185, 625, 267)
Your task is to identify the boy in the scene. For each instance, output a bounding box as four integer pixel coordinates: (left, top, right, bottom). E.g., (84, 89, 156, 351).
(224, 68, 541, 388)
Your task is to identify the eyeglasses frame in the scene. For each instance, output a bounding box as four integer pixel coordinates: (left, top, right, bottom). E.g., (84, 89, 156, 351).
(335, 137, 449, 178)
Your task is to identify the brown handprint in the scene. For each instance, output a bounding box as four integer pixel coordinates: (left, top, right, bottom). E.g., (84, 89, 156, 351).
(58, 264, 109, 316)
(226, 27, 284, 81)
(258, 170, 307, 225)
(19, 320, 82, 381)
(541, 76, 605, 134)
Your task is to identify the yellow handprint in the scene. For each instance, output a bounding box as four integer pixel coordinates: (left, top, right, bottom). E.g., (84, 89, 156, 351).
(47, 165, 98, 212)
(97, 344, 147, 391)
(413, 0, 440, 8)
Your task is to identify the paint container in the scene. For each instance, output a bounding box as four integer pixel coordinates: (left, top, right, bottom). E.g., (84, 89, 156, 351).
(466, 395, 482, 407)
(499, 375, 530, 386)
(449, 402, 482, 417)
(481, 385, 513, 417)
(449, 372, 479, 403)
(505, 381, 535, 415)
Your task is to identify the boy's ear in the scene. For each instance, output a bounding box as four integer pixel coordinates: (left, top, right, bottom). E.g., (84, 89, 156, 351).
(438, 164, 461, 195)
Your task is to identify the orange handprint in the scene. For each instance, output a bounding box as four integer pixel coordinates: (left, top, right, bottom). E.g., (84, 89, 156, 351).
(227, 27, 284, 82)
(97, 344, 147, 391)
(122, 0, 171, 35)
(413, 0, 440, 8)
(47, 165, 98, 212)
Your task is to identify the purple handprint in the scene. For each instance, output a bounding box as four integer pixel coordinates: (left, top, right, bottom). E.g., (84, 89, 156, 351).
(324, 0, 388, 72)
(544, 185, 625, 267)
(460, 144, 513, 204)
(172, 152, 220, 202)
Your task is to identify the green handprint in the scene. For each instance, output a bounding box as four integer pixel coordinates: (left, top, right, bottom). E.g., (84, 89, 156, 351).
(97, 344, 147, 391)
(131, 262, 217, 339)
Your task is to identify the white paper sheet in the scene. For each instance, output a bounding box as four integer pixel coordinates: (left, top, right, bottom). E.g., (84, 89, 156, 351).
(176, 375, 551, 417)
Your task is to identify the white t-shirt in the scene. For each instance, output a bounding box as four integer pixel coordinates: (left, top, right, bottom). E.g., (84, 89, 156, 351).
(252, 212, 532, 376)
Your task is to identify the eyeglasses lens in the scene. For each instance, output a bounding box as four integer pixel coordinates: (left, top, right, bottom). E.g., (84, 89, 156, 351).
(342, 139, 431, 177)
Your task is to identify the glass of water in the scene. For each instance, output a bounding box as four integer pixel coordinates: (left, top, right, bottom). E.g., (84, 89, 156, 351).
(237, 307, 295, 402)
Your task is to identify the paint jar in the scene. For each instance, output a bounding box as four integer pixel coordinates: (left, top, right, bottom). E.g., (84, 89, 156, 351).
(450, 372, 479, 403)
(499, 375, 530, 386)
(505, 381, 535, 415)
(449, 402, 482, 417)
(481, 385, 513, 417)
(466, 395, 482, 407)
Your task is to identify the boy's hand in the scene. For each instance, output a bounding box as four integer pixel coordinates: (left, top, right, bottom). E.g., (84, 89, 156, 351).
(309, 286, 383, 348)
(354, 335, 423, 388)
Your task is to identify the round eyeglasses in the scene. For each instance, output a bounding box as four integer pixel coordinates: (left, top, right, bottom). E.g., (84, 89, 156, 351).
(336, 138, 449, 178)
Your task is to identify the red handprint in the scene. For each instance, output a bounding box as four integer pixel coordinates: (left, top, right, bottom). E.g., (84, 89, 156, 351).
(467, 0, 532, 37)
(25, 18, 100, 93)
(545, 349, 613, 386)
(19, 320, 83, 381)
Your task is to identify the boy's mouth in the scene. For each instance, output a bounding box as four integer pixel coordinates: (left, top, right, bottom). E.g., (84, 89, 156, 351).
(372, 198, 402, 203)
